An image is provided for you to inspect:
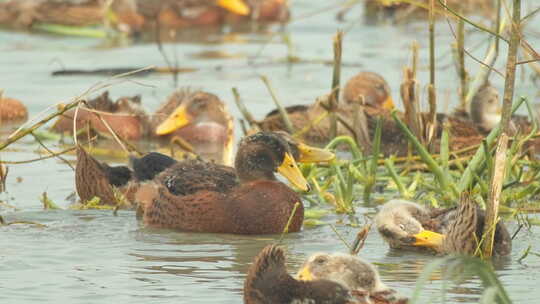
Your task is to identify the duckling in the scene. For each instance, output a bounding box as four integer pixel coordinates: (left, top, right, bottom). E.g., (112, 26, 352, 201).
(256, 71, 394, 146)
(136, 132, 309, 234)
(297, 252, 407, 304)
(152, 89, 234, 165)
(374, 196, 512, 256)
(0, 95, 28, 123)
(244, 245, 352, 304)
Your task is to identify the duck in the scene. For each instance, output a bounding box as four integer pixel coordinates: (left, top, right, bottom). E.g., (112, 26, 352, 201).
(136, 0, 287, 29)
(244, 245, 407, 304)
(0, 0, 145, 34)
(296, 252, 408, 304)
(152, 89, 235, 165)
(74, 132, 333, 209)
(53, 88, 235, 165)
(135, 132, 310, 234)
(0, 95, 28, 123)
(75, 145, 134, 207)
(255, 71, 395, 146)
(52, 91, 149, 141)
(374, 196, 512, 256)
(244, 245, 352, 304)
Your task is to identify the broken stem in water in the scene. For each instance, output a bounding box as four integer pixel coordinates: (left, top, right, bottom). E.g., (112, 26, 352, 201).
(483, 0, 521, 258)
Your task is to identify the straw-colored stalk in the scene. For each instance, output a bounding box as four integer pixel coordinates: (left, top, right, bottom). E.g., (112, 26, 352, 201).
(483, 0, 521, 258)
(260, 75, 294, 133)
(329, 30, 343, 139)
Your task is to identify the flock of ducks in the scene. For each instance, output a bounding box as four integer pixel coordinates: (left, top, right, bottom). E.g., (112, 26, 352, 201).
(1, 70, 521, 302)
(0, 0, 288, 34)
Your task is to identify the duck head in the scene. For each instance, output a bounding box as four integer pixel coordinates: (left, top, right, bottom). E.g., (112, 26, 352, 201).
(235, 132, 310, 191)
(470, 83, 501, 132)
(343, 71, 395, 110)
(375, 200, 444, 250)
(297, 252, 389, 294)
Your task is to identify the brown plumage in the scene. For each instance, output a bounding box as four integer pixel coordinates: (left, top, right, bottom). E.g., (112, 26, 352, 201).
(244, 245, 352, 304)
(75, 145, 128, 206)
(53, 91, 148, 140)
(136, 132, 308, 234)
(0, 0, 144, 33)
(0, 96, 28, 123)
(256, 71, 395, 146)
(374, 196, 511, 256)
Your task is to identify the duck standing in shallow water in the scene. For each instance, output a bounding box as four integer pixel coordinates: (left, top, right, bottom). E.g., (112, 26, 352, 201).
(136, 132, 312, 234)
(374, 195, 511, 256)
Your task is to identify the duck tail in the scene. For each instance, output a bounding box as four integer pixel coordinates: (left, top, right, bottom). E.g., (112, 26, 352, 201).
(244, 245, 286, 303)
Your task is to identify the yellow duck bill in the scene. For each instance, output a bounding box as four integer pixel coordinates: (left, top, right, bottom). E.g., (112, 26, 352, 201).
(277, 152, 310, 192)
(217, 0, 250, 15)
(297, 143, 335, 163)
(155, 104, 192, 135)
(413, 230, 445, 249)
(296, 265, 313, 281)
(382, 96, 395, 110)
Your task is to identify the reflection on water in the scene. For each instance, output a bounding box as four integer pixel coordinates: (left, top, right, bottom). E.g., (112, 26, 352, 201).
(1, 0, 540, 303)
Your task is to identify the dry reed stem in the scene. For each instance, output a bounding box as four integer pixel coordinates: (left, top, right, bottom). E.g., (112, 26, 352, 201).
(260, 75, 294, 133)
(0, 66, 153, 152)
(329, 30, 343, 139)
(483, 0, 521, 258)
(232, 88, 259, 130)
(352, 97, 371, 152)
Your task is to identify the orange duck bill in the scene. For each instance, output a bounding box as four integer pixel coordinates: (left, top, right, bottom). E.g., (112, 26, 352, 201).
(155, 103, 192, 135)
(412, 230, 445, 249)
(217, 0, 250, 15)
(382, 95, 395, 110)
(277, 152, 310, 192)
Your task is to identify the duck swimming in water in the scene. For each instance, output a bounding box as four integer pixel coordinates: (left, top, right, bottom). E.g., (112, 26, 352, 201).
(0, 95, 28, 124)
(374, 195, 511, 256)
(244, 245, 407, 304)
(135, 132, 310, 234)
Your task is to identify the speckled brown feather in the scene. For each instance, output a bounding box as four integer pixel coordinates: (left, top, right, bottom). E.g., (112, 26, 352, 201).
(75, 145, 118, 206)
(155, 159, 238, 196)
(244, 245, 351, 304)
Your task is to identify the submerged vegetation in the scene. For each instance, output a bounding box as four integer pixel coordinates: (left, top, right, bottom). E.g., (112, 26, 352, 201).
(1, 0, 540, 303)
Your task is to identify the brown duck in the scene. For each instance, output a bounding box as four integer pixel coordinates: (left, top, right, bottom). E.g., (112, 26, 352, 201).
(255, 71, 395, 145)
(374, 195, 512, 256)
(244, 245, 407, 304)
(0, 95, 28, 123)
(135, 132, 309, 234)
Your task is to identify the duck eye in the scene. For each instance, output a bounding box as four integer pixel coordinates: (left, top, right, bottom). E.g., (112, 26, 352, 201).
(399, 224, 405, 230)
(314, 257, 326, 265)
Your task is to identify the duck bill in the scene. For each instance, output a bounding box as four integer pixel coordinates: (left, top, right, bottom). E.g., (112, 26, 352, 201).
(296, 266, 314, 281)
(155, 105, 192, 135)
(277, 152, 310, 192)
(217, 0, 250, 15)
(413, 230, 445, 249)
(382, 96, 395, 110)
(297, 143, 335, 163)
